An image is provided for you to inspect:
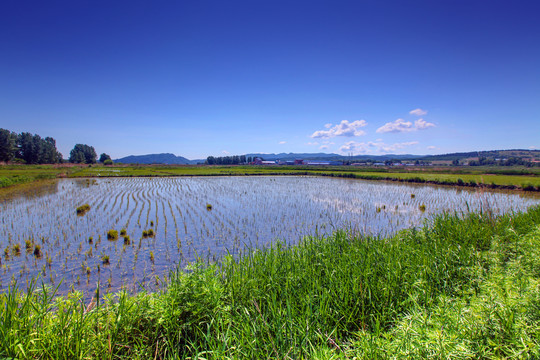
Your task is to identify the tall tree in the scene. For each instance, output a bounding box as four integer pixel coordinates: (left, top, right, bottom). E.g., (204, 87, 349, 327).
(99, 153, 111, 163)
(18, 132, 41, 164)
(70, 144, 97, 164)
(0, 128, 17, 162)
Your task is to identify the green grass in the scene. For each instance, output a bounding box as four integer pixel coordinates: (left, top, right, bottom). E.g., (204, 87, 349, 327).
(1, 205, 540, 359)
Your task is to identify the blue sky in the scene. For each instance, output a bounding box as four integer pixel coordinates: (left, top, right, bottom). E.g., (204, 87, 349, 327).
(1, 0, 539, 160)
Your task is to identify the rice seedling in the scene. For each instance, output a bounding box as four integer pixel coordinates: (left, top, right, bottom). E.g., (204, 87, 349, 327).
(102, 255, 110, 264)
(12, 243, 21, 256)
(123, 235, 131, 245)
(206, 203, 212, 210)
(25, 239, 33, 252)
(33, 244, 41, 257)
(76, 203, 90, 216)
(107, 229, 118, 241)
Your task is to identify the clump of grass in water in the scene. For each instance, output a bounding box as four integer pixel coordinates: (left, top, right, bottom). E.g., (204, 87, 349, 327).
(102, 255, 110, 264)
(33, 244, 41, 257)
(88, 237, 93, 244)
(107, 230, 118, 241)
(120, 229, 127, 236)
(419, 204, 426, 212)
(142, 229, 155, 238)
(123, 236, 131, 245)
(76, 204, 90, 216)
(12, 244, 21, 256)
(25, 239, 33, 252)
(206, 203, 212, 211)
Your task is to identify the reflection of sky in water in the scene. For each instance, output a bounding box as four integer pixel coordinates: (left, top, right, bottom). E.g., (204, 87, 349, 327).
(0, 176, 538, 299)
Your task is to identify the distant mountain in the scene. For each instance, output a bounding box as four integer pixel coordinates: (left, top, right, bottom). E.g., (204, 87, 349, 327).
(114, 153, 198, 165)
(113, 149, 539, 165)
(421, 149, 540, 161)
(246, 152, 423, 161)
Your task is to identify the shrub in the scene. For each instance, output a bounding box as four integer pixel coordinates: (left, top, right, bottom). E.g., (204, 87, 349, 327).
(103, 159, 113, 165)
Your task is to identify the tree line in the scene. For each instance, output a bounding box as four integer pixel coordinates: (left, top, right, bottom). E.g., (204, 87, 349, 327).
(0, 128, 111, 165)
(206, 155, 251, 165)
(0, 129, 63, 164)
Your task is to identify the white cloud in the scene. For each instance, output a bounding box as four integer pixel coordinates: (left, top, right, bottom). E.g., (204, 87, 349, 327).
(427, 145, 437, 150)
(306, 141, 319, 146)
(278, 141, 286, 144)
(410, 108, 427, 116)
(529, 146, 536, 150)
(376, 118, 414, 133)
(311, 120, 367, 139)
(320, 145, 329, 150)
(339, 141, 419, 155)
(222, 150, 230, 155)
(376, 118, 435, 133)
(324, 123, 332, 128)
(415, 118, 435, 130)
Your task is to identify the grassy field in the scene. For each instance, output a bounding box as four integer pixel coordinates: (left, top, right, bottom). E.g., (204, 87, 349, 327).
(1, 164, 539, 190)
(1, 205, 540, 359)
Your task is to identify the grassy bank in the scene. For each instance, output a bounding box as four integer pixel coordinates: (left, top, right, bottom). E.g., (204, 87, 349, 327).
(2, 206, 540, 359)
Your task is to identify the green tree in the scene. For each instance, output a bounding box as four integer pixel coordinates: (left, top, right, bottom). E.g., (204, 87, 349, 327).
(18, 132, 41, 164)
(0, 128, 17, 162)
(69, 144, 97, 164)
(99, 153, 112, 163)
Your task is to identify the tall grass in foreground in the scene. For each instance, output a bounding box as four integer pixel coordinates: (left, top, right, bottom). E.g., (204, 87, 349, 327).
(1, 206, 540, 359)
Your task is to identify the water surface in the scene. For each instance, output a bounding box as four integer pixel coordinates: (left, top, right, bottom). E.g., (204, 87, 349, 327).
(1, 176, 538, 297)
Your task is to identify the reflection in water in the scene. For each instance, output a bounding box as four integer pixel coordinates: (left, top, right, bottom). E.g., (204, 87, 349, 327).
(0, 179, 59, 202)
(0, 176, 538, 299)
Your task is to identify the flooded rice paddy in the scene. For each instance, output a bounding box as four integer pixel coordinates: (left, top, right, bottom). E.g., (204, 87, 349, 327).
(1, 176, 539, 297)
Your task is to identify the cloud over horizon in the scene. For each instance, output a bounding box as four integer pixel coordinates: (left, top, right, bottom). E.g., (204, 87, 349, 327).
(340, 140, 419, 154)
(376, 118, 435, 133)
(311, 120, 367, 139)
